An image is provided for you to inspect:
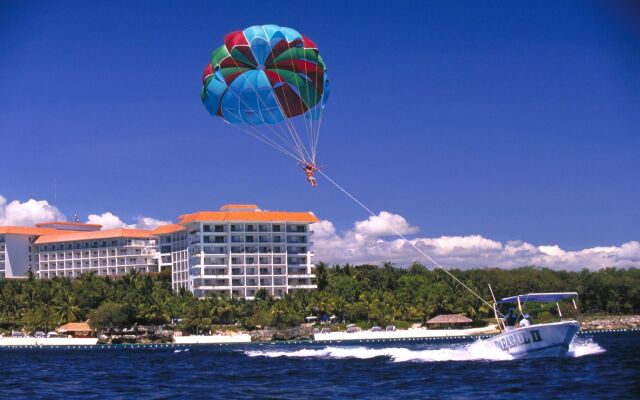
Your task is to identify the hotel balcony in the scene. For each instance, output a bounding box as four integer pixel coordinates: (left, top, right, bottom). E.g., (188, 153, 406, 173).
(288, 269, 314, 277)
(288, 284, 317, 289)
(195, 285, 232, 291)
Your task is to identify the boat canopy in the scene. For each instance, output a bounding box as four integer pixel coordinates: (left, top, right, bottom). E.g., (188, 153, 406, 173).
(497, 292, 578, 304)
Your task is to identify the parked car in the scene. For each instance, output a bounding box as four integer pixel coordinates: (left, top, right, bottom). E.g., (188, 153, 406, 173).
(371, 326, 383, 332)
(385, 325, 397, 332)
(34, 331, 46, 338)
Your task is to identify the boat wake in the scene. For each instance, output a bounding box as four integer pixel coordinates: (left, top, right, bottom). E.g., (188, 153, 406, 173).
(568, 337, 606, 357)
(245, 338, 605, 362)
(245, 341, 513, 362)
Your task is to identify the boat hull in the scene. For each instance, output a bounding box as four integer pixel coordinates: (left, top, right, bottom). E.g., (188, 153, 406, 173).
(487, 321, 580, 359)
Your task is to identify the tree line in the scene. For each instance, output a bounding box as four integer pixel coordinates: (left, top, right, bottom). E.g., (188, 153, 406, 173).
(0, 264, 638, 334)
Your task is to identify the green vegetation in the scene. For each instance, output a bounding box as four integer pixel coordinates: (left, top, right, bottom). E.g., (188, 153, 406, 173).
(0, 265, 638, 334)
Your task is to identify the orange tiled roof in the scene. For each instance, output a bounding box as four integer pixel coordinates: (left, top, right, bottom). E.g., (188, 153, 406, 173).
(34, 228, 153, 244)
(0, 226, 68, 236)
(151, 224, 186, 235)
(178, 211, 319, 224)
(56, 322, 92, 332)
(219, 204, 259, 210)
(427, 314, 473, 324)
(35, 221, 102, 229)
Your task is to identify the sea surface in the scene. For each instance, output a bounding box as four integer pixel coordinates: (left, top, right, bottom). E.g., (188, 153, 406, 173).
(1, 331, 638, 399)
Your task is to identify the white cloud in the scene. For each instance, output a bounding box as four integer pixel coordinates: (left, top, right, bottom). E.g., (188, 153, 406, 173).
(133, 216, 172, 230)
(2, 195, 636, 270)
(354, 211, 418, 236)
(87, 212, 133, 229)
(311, 211, 640, 271)
(0, 194, 170, 231)
(86, 212, 171, 230)
(0, 195, 65, 226)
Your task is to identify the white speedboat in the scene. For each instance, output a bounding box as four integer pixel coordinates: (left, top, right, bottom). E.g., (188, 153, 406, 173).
(486, 292, 580, 359)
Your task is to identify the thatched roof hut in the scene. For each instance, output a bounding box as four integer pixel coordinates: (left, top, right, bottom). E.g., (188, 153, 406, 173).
(56, 321, 93, 337)
(427, 314, 473, 325)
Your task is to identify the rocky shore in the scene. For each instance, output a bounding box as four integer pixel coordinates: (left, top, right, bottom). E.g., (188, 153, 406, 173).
(249, 326, 315, 341)
(580, 315, 640, 331)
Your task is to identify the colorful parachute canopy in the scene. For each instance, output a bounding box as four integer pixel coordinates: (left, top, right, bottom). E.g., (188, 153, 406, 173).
(201, 24, 329, 126)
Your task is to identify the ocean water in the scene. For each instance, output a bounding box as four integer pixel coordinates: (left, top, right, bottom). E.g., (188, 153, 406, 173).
(0, 331, 638, 399)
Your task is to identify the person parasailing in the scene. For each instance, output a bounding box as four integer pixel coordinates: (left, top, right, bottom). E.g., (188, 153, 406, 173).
(300, 162, 319, 187)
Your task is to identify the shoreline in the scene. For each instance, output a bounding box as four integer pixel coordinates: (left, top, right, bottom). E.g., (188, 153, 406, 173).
(1, 328, 639, 349)
(2, 315, 638, 348)
(314, 325, 498, 342)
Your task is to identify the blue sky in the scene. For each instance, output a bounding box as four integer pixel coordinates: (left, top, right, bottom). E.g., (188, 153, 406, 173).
(1, 0, 638, 258)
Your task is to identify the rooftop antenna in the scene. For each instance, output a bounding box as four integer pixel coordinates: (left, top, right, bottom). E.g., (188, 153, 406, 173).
(53, 178, 57, 201)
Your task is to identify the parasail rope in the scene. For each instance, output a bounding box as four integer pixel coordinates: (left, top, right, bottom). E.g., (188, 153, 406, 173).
(223, 76, 309, 162)
(271, 25, 315, 163)
(230, 123, 303, 162)
(261, 38, 314, 164)
(253, 27, 311, 164)
(222, 89, 304, 160)
(317, 170, 494, 309)
(220, 43, 311, 163)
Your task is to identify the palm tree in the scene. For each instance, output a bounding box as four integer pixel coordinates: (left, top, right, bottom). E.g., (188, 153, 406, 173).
(53, 295, 81, 326)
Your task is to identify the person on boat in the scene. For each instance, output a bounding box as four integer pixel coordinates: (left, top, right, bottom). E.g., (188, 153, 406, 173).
(518, 313, 532, 328)
(300, 162, 319, 187)
(504, 309, 518, 329)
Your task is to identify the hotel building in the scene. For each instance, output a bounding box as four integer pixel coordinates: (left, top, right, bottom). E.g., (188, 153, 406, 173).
(0, 204, 319, 298)
(34, 223, 159, 279)
(155, 204, 318, 299)
(0, 226, 61, 279)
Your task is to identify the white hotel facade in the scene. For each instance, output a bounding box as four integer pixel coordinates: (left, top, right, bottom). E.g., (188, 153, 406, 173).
(155, 204, 317, 298)
(34, 223, 158, 280)
(0, 204, 318, 298)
